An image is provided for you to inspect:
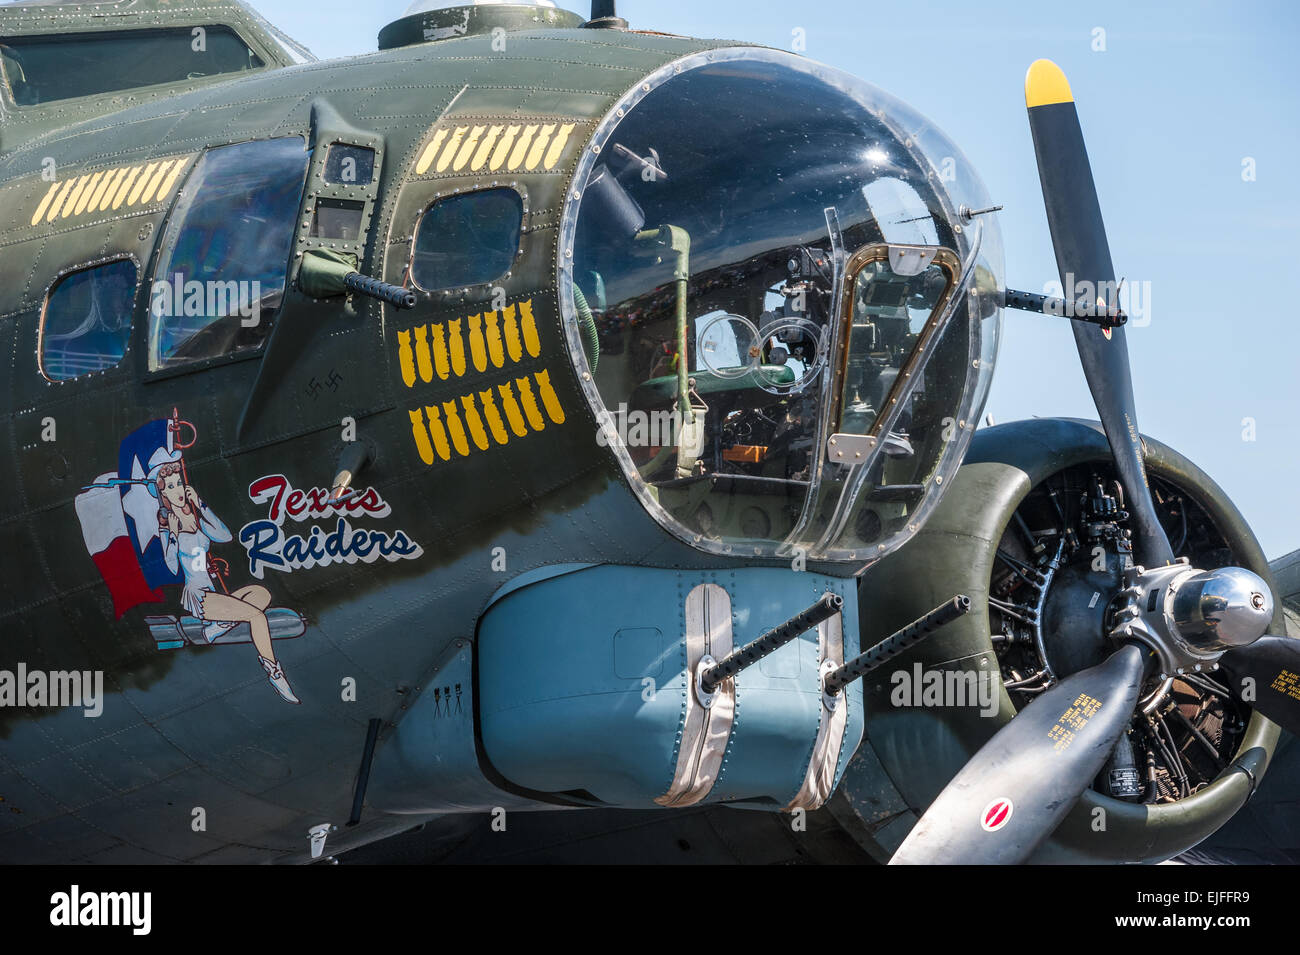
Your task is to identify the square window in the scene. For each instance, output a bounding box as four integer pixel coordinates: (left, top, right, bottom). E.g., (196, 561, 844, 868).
(411, 188, 521, 292)
(323, 144, 375, 186)
(40, 259, 137, 381)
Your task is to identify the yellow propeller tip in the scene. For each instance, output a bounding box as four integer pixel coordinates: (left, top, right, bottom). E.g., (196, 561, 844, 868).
(1025, 59, 1073, 108)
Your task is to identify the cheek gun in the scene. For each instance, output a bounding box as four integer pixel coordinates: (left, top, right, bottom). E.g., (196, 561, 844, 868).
(299, 248, 416, 310)
(822, 594, 973, 698)
(697, 592, 843, 698)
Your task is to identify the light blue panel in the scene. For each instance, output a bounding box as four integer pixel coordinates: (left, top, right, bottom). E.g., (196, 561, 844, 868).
(708, 572, 860, 805)
(614, 628, 665, 679)
(478, 564, 865, 809)
(366, 640, 549, 813)
(479, 565, 688, 805)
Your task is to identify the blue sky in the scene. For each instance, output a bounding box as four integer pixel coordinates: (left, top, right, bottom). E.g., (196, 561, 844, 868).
(80, 0, 1300, 557)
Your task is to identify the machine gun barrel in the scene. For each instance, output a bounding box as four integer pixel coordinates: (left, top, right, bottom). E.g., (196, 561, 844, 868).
(823, 595, 972, 696)
(699, 592, 843, 694)
(1002, 288, 1126, 328)
(344, 272, 417, 309)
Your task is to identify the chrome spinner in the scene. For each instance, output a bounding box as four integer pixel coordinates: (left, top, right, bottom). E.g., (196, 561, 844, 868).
(1110, 559, 1273, 706)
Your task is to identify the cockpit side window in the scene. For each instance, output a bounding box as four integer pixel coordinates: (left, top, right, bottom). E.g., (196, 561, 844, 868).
(148, 138, 309, 372)
(0, 43, 27, 105)
(39, 258, 138, 382)
(1, 27, 264, 107)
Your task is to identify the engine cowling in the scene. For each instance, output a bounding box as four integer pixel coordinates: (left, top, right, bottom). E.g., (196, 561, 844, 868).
(830, 417, 1282, 864)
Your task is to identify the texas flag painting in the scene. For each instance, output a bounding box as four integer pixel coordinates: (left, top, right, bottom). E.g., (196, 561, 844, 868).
(75, 418, 185, 618)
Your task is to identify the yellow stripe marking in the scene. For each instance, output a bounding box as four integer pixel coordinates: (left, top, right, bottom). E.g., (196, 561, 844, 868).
(126, 162, 160, 206)
(1025, 59, 1073, 108)
(437, 126, 468, 173)
(454, 125, 486, 171)
(416, 129, 449, 175)
(137, 159, 175, 205)
(60, 176, 89, 218)
(544, 123, 577, 169)
(30, 181, 61, 226)
(490, 126, 520, 171)
(46, 179, 75, 222)
(73, 174, 106, 216)
(111, 166, 144, 209)
(155, 156, 189, 201)
(471, 126, 503, 171)
(85, 170, 116, 212)
(525, 124, 555, 170)
(507, 125, 538, 171)
(73, 172, 104, 216)
(97, 167, 129, 211)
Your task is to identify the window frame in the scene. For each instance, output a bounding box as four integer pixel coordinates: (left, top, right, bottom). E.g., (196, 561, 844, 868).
(407, 185, 526, 294)
(0, 44, 22, 106)
(0, 25, 268, 111)
(37, 254, 142, 384)
(830, 242, 962, 435)
(143, 136, 311, 382)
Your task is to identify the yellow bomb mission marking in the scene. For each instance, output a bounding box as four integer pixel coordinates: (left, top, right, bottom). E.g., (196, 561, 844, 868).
(407, 371, 565, 465)
(397, 299, 542, 387)
(415, 121, 578, 175)
(29, 154, 195, 227)
(399, 297, 560, 465)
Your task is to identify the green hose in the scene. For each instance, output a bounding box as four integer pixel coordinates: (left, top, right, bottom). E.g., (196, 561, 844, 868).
(574, 284, 599, 372)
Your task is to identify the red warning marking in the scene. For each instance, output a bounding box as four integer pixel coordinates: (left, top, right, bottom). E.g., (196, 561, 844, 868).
(981, 797, 1013, 832)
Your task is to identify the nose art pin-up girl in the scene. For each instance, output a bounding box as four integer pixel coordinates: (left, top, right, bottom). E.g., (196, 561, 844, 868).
(154, 460, 300, 704)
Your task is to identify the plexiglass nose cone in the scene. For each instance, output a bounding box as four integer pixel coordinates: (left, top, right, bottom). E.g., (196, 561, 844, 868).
(1171, 567, 1273, 650)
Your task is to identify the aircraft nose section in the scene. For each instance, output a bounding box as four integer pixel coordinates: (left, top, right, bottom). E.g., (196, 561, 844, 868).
(1171, 566, 1273, 650)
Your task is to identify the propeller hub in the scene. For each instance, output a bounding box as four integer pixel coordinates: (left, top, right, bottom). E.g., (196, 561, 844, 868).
(1170, 566, 1273, 651)
(1110, 562, 1273, 683)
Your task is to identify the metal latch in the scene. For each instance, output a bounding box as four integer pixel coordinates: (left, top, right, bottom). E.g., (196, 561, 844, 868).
(827, 432, 876, 463)
(888, 245, 938, 276)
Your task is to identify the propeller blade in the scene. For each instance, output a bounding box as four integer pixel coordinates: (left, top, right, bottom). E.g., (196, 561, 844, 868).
(1218, 634, 1300, 735)
(890, 643, 1152, 865)
(1025, 59, 1174, 568)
